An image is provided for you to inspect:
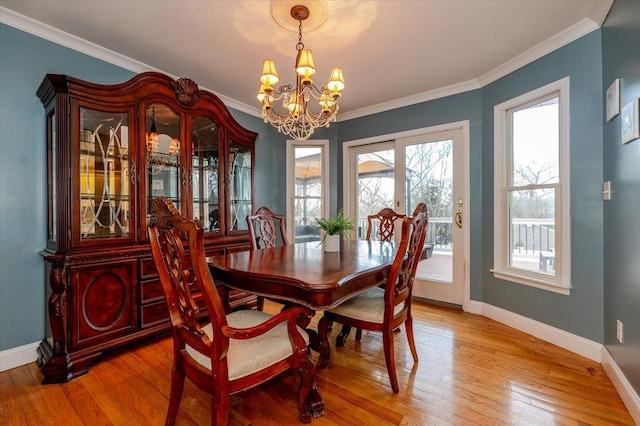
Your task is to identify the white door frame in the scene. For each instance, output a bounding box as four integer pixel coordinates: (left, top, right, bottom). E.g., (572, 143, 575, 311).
(342, 121, 471, 311)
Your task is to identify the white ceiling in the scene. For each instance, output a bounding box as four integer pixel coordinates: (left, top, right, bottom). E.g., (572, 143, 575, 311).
(0, 0, 612, 120)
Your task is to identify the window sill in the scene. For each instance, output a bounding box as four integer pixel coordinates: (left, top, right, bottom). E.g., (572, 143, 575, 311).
(490, 269, 571, 295)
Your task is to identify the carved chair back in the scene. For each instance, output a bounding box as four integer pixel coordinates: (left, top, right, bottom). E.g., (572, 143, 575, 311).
(385, 202, 429, 314)
(246, 206, 289, 249)
(366, 208, 406, 242)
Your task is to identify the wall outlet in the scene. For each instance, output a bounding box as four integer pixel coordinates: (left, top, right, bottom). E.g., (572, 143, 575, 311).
(617, 320, 624, 343)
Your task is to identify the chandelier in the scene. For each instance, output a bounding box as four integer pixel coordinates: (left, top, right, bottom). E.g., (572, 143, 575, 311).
(257, 4, 345, 141)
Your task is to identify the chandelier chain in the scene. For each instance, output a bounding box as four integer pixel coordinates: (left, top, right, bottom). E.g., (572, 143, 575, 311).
(297, 19, 304, 51)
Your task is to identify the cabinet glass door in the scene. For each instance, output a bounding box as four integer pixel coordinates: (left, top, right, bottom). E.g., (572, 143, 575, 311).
(228, 139, 252, 232)
(145, 103, 181, 226)
(192, 116, 220, 232)
(79, 107, 130, 240)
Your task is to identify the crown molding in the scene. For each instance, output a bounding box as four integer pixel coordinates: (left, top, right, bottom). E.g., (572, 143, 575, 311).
(338, 79, 481, 122)
(477, 18, 600, 87)
(0, 7, 259, 117)
(1, 6, 608, 121)
(587, 0, 614, 26)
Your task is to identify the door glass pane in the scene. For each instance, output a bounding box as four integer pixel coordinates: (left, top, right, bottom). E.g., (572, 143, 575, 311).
(406, 140, 453, 282)
(356, 149, 394, 240)
(146, 104, 181, 227)
(79, 107, 130, 239)
(228, 140, 252, 231)
(192, 116, 219, 232)
(509, 188, 556, 274)
(294, 147, 322, 243)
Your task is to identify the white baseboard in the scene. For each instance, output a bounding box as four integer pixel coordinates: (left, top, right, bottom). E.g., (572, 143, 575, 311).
(470, 301, 603, 362)
(0, 341, 40, 372)
(464, 299, 483, 315)
(602, 347, 640, 424)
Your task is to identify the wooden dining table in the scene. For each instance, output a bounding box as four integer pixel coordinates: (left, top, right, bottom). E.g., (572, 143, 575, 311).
(208, 239, 398, 367)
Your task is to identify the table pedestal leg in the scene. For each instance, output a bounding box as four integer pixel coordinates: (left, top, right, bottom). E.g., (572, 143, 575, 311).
(315, 317, 332, 369)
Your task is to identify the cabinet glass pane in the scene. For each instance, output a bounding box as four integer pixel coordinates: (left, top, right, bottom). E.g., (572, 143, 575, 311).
(228, 140, 252, 231)
(79, 108, 130, 239)
(192, 116, 220, 232)
(146, 104, 181, 225)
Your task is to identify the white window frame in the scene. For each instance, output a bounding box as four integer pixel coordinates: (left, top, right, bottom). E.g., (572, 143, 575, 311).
(492, 77, 571, 295)
(285, 140, 329, 243)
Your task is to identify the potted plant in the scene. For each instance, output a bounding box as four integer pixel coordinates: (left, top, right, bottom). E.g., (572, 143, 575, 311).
(314, 209, 355, 252)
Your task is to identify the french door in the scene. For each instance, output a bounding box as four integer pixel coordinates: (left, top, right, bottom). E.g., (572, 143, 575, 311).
(344, 125, 467, 306)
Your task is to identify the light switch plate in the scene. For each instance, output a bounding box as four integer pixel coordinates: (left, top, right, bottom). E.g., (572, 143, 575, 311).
(603, 181, 611, 201)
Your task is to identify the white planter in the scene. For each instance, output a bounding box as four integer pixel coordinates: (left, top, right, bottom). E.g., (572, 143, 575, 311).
(324, 234, 340, 252)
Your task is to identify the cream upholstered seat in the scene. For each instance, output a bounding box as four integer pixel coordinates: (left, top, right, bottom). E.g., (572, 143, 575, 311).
(148, 197, 322, 425)
(186, 310, 309, 381)
(318, 202, 428, 393)
(323, 287, 404, 324)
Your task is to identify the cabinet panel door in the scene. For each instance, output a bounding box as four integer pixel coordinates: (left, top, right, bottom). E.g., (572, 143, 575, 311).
(76, 106, 133, 244)
(71, 260, 136, 348)
(191, 115, 221, 233)
(227, 138, 253, 233)
(144, 103, 182, 232)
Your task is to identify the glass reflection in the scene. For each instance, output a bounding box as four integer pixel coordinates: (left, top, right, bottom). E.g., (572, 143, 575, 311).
(192, 116, 219, 231)
(146, 103, 181, 225)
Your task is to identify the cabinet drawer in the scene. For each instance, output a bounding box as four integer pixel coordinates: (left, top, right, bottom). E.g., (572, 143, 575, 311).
(140, 257, 158, 280)
(139, 278, 164, 303)
(139, 300, 169, 328)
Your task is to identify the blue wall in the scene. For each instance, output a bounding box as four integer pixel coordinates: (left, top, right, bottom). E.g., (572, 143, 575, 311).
(481, 31, 605, 342)
(0, 23, 280, 351)
(340, 31, 607, 343)
(602, 0, 640, 394)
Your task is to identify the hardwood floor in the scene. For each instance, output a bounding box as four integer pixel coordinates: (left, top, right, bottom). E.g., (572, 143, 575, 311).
(2, 301, 633, 425)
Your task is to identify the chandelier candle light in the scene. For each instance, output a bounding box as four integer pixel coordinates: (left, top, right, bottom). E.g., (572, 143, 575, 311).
(257, 4, 345, 141)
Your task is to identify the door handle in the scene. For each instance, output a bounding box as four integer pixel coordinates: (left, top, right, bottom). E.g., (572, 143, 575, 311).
(455, 210, 462, 228)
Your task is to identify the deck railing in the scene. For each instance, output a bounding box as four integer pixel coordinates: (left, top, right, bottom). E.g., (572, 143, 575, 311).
(356, 217, 555, 255)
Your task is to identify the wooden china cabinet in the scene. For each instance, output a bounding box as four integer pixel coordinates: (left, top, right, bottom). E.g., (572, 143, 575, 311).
(37, 72, 258, 383)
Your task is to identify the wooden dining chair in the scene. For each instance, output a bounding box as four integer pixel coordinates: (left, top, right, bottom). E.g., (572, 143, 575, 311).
(365, 207, 406, 242)
(246, 206, 289, 250)
(336, 208, 407, 342)
(318, 202, 428, 393)
(246, 206, 289, 310)
(148, 197, 323, 425)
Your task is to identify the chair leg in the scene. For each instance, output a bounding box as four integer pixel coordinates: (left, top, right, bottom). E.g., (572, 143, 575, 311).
(405, 315, 419, 363)
(382, 329, 399, 393)
(212, 386, 230, 426)
(336, 324, 351, 347)
(165, 363, 185, 426)
(355, 328, 363, 341)
(297, 357, 324, 423)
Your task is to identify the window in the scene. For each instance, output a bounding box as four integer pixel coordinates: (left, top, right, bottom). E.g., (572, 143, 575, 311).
(492, 77, 570, 294)
(286, 140, 329, 243)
